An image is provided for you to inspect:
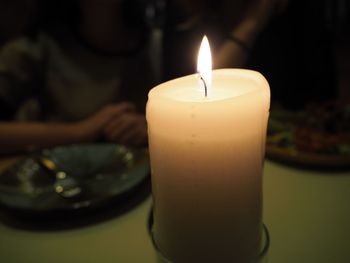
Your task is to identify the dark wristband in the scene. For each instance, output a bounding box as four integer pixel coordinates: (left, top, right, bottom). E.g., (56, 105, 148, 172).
(227, 34, 251, 53)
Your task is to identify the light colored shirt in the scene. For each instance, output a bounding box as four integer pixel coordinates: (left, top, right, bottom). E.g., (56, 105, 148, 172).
(0, 32, 156, 121)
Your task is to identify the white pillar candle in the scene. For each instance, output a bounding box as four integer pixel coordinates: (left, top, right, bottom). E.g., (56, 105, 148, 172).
(146, 38, 270, 262)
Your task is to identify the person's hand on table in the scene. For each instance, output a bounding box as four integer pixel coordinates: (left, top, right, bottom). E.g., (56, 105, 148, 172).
(74, 102, 136, 142)
(103, 110, 148, 147)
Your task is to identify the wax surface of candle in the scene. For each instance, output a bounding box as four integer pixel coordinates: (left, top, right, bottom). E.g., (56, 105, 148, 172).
(146, 69, 270, 262)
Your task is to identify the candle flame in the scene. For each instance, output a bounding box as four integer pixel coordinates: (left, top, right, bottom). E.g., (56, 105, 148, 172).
(197, 36, 212, 95)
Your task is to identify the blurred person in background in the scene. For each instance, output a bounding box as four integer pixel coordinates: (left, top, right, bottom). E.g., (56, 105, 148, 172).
(0, 0, 155, 154)
(0, 0, 343, 154)
(162, 0, 338, 109)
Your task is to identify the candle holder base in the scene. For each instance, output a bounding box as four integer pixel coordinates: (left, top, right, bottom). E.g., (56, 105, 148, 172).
(147, 209, 270, 263)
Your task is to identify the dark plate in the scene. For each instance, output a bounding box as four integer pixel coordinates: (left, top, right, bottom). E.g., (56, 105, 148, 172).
(0, 144, 150, 216)
(266, 145, 350, 170)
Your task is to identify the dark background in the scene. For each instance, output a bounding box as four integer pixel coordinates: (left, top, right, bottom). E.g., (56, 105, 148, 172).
(0, 0, 349, 109)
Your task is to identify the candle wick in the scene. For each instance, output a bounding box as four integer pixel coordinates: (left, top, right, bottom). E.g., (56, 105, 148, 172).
(199, 75, 208, 97)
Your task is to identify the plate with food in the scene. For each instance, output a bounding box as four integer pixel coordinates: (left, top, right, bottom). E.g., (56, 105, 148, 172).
(266, 101, 350, 169)
(0, 144, 150, 216)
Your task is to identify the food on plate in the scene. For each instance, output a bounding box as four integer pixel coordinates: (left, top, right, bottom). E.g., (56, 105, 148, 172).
(267, 101, 350, 155)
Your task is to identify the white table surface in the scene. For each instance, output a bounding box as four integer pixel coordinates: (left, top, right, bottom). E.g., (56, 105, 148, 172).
(0, 160, 349, 263)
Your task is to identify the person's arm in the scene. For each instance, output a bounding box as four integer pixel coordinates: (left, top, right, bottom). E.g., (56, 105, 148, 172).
(214, 18, 260, 68)
(0, 103, 135, 154)
(0, 122, 85, 153)
(214, 0, 289, 68)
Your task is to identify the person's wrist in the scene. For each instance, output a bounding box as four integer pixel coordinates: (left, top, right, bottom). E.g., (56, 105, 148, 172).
(232, 18, 261, 47)
(70, 121, 95, 143)
(226, 34, 251, 53)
